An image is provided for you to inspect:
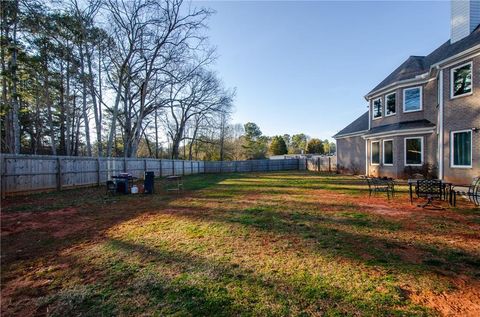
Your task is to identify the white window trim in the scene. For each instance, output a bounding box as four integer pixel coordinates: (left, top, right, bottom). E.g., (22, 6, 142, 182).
(372, 97, 382, 120)
(403, 86, 423, 113)
(382, 139, 394, 166)
(371, 141, 380, 165)
(404, 137, 424, 166)
(450, 129, 473, 168)
(450, 61, 473, 99)
(385, 92, 396, 117)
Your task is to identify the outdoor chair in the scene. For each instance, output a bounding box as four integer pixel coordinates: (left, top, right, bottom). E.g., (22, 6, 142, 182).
(106, 180, 117, 195)
(451, 177, 480, 207)
(365, 177, 395, 199)
(416, 179, 444, 209)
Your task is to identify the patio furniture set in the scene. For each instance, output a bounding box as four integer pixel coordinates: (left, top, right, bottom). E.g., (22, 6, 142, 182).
(106, 172, 183, 195)
(364, 176, 479, 209)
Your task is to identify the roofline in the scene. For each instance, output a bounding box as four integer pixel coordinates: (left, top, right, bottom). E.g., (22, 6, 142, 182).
(361, 127, 436, 139)
(365, 75, 432, 100)
(430, 44, 480, 70)
(365, 43, 480, 100)
(333, 130, 368, 139)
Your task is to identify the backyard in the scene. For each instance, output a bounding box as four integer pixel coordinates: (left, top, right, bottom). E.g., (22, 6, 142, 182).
(1, 171, 479, 316)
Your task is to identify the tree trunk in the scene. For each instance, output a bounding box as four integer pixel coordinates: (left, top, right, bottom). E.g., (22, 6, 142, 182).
(79, 43, 92, 156)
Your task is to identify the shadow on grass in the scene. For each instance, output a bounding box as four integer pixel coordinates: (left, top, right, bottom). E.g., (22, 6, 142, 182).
(41, 238, 428, 316)
(161, 202, 480, 280)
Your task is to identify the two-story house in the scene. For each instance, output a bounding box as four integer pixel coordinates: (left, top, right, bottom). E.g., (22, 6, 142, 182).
(334, 0, 480, 183)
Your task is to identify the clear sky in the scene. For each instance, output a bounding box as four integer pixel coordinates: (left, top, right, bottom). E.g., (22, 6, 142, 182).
(199, 0, 451, 140)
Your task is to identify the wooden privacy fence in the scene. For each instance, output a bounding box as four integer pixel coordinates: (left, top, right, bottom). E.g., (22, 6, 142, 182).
(0, 154, 204, 197)
(305, 156, 337, 173)
(0, 154, 314, 197)
(204, 159, 302, 173)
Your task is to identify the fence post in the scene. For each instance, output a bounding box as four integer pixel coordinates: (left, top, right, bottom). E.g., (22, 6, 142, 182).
(123, 157, 127, 172)
(97, 157, 101, 186)
(328, 157, 331, 173)
(182, 160, 185, 175)
(159, 159, 162, 177)
(56, 157, 62, 191)
(172, 160, 175, 176)
(1, 156, 6, 199)
(144, 159, 147, 174)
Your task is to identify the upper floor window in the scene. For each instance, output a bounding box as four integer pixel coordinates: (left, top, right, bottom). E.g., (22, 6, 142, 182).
(372, 98, 382, 119)
(451, 130, 472, 168)
(403, 87, 422, 112)
(385, 92, 396, 116)
(451, 62, 473, 98)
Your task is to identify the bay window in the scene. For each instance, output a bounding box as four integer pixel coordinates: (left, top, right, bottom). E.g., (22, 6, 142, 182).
(383, 140, 393, 165)
(372, 98, 382, 119)
(385, 92, 396, 116)
(403, 87, 422, 112)
(404, 137, 423, 166)
(371, 141, 380, 165)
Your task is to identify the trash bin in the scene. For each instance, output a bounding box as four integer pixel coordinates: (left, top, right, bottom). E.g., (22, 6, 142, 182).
(144, 171, 155, 194)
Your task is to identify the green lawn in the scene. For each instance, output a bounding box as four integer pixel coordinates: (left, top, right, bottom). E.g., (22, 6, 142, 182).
(2, 172, 479, 316)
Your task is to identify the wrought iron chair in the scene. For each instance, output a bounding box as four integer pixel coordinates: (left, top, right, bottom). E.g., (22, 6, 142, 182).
(416, 179, 444, 209)
(451, 177, 480, 207)
(365, 177, 395, 199)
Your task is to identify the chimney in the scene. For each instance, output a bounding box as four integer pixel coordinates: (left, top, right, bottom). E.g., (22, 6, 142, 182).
(451, 0, 480, 44)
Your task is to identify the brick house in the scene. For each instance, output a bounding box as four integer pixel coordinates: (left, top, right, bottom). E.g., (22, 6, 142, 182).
(334, 0, 480, 183)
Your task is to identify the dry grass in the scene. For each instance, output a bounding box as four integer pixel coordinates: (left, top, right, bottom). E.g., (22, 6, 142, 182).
(1, 172, 480, 316)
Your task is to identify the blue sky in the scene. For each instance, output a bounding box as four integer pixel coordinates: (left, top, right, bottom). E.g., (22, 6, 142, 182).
(199, 0, 451, 140)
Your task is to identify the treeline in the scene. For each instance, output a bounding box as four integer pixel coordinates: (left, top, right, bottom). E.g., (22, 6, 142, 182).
(1, 0, 234, 158)
(229, 122, 335, 161)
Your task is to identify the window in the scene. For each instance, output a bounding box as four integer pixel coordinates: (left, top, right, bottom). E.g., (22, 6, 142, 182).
(403, 87, 422, 112)
(385, 92, 396, 116)
(383, 140, 393, 165)
(404, 137, 423, 166)
(372, 98, 382, 119)
(371, 141, 380, 165)
(451, 130, 472, 167)
(451, 62, 473, 98)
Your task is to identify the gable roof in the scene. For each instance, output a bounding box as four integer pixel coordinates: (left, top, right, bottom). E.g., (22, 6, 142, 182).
(366, 24, 480, 97)
(333, 111, 369, 138)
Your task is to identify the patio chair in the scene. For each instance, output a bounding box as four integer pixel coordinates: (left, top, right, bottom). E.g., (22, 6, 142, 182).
(451, 177, 480, 207)
(416, 179, 444, 209)
(365, 177, 394, 199)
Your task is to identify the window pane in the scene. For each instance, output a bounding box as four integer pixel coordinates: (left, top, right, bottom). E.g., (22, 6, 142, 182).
(406, 138, 422, 165)
(384, 141, 393, 164)
(372, 142, 380, 164)
(373, 99, 382, 118)
(404, 88, 421, 111)
(386, 93, 396, 115)
(453, 64, 472, 96)
(453, 131, 472, 166)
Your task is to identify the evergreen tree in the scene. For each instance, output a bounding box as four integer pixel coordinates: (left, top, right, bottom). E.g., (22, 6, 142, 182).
(269, 135, 287, 155)
(306, 138, 324, 154)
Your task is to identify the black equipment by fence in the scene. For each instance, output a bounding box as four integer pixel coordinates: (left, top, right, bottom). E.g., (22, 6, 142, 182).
(144, 171, 155, 194)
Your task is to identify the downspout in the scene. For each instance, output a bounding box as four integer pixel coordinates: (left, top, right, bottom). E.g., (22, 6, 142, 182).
(365, 139, 368, 176)
(438, 68, 444, 180)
